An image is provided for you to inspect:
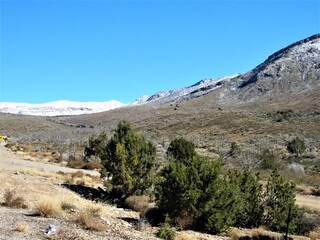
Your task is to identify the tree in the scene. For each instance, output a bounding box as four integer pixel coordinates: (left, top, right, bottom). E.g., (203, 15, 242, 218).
(84, 132, 108, 162)
(286, 137, 306, 157)
(264, 169, 299, 233)
(87, 121, 156, 200)
(232, 169, 264, 228)
(167, 137, 196, 163)
(156, 138, 238, 234)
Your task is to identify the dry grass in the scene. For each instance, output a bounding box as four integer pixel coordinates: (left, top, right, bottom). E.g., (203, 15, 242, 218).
(3, 189, 28, 209)
(34, 197, 62, 217)
(75, 212, 107, 231)
(17, 168, 102, 188)
(18, 169, 64, 180)
(84, 202, 104, 218)
(229, 228, 241, 240)
(14, 223, 28, 232)
(309, 231, 320, 240)
(124, 195, 150, 213)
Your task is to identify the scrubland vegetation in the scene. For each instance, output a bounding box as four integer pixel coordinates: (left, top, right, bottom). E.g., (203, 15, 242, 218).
(1, 103, 320, 239)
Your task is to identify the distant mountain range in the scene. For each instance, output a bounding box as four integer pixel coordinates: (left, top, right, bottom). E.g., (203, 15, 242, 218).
(1, 34, 319, 116)
(0, 100, 124, 116)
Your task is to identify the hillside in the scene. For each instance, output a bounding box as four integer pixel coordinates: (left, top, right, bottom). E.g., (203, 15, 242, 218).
(0, 34, 319, 164)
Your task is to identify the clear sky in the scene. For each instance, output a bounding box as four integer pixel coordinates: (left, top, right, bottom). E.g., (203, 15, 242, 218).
(0, 0, 319, 104)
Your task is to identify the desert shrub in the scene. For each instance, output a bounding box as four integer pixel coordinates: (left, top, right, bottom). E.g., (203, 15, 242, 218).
(75, 212, 107, 231)
(15, 223, 28, 232)
(68, 160, 103, 170)
(286, 137, 306, 157)
(124, 195, 149, 213)
(61, 201, 77, 212)
(82, 161, 103, 170)
(67, 160, 85, 169)
(273, 109, 295, 122)
(259, 149, 277, 170)
(3, 190, 28, 209)
(296, 209, 320, 235)
(71, 170, 85, 178)
(84, 203, 103, 218)
(156, 215, 176, 240)
(134, 217, 151, 231)
(35, 197, 62, 217)
(229, 142, 241, 156)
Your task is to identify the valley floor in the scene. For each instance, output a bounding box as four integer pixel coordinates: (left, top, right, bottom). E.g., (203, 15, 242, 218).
(0, 146, 318, 240)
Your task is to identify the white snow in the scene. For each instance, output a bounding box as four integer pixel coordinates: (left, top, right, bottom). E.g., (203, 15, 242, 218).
(0, 100, 125, 116)
(130, 74, 239, 106)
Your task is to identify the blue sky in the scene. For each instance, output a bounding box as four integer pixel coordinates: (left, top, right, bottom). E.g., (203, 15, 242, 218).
(0, 0, 319, 104)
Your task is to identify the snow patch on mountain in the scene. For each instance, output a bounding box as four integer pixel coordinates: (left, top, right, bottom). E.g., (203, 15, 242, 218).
(130, 74, 239, 106)
(0, 100, 125, 116)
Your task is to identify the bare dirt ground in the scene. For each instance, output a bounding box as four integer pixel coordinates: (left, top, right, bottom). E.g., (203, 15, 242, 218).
(0, 145, 99, 176)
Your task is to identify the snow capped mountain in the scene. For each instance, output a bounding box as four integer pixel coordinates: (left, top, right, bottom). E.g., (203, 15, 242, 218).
(130, 74, 239, 106)
(2, 34, 318, 116)
(0, 100, 125, 116)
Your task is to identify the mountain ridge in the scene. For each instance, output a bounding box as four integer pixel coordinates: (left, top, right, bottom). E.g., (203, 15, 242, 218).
(1, 34, 319, 116)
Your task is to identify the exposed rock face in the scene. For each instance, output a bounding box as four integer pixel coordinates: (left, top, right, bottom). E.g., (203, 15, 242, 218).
(221, 34, 320, 102)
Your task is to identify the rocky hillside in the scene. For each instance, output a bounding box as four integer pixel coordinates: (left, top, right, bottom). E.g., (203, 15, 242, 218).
(134, 34, 320, 106)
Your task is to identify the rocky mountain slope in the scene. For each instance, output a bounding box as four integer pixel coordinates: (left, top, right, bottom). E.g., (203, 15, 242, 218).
(133, 34, 319, 106)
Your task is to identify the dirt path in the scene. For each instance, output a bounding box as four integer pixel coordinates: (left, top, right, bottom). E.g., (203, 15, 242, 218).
(0, 145, 99, 176)
(296, 194, 320, 211)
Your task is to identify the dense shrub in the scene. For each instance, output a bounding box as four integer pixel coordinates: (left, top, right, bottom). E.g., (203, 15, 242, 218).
(156, 138, 238, 234)
(85, 121, 156, 200)
(232, 170, 264, 229)
(264, 169, 299, 233)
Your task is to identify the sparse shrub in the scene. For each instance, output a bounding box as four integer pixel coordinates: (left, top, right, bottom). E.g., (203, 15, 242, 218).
(156, 215, 176, 240)
(296, 209, 320, 235)
(67, 160, 85, 169)
(3, 190, 28, 209)
(229, 142, 241, 156)
(71, 170, 85, 178)
(134, 217, 151, 231)
(229, 228, 241, 240)
(61, 201, 77, 212)
(75, 212, 107, 231)
(35, 197, 62, 217)
(82, 161, 103, 170)
(124, 195, 149, 213)
(274, 109, 294, 122)
(286, 137, 306, 157)
(84, 203, 103, 218)
(259, 149, 277, 170)
(15, 223, 28, 232)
